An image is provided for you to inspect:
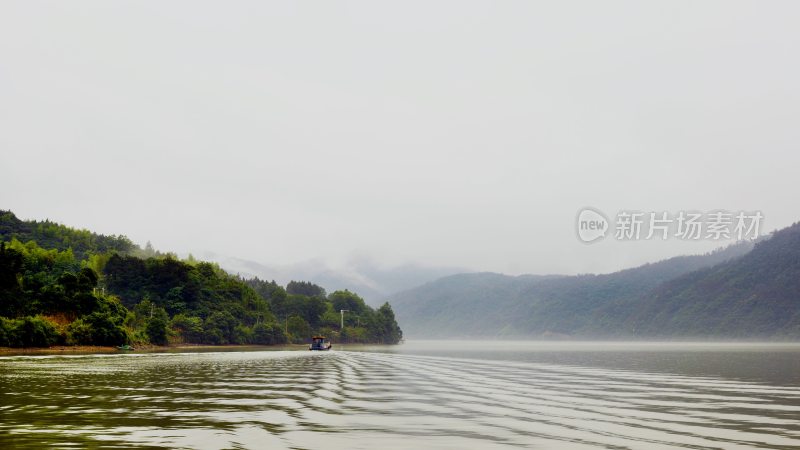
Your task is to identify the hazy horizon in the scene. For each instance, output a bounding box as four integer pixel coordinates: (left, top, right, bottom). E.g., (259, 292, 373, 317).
(3, 1, 799, 277)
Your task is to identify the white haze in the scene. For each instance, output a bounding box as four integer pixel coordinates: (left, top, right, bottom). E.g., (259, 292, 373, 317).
(2, 1, 799, 280)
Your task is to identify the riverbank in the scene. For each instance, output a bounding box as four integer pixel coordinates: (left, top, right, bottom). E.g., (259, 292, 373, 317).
(0, 340, 402, 356)
(0, 344, 178, 355)
(0, 345, 122, 355)
(0, 343, 311, 356)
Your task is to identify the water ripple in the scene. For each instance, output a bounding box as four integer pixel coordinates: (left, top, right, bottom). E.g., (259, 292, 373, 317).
(1, 350, 799, 449)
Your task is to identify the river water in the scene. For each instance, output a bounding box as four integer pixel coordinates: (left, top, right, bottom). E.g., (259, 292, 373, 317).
(2, 341, 800, 449)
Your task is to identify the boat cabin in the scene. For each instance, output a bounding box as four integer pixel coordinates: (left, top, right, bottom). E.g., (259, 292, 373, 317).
(309, 335, 332, 351)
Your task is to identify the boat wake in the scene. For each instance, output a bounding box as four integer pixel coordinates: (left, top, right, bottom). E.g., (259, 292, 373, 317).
(2, 351, 800, 449)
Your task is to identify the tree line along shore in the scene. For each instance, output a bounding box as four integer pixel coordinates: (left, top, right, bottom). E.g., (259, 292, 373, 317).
(0, 211, 403, 349)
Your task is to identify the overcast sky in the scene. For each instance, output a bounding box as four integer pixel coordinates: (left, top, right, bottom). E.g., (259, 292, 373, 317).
(2, 1, 799, 276)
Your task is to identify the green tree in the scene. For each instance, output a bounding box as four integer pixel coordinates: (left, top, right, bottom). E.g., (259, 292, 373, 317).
(329, 290, 368, 315)
(12, 316, 61, 347)
(0, 243, 24, 317)
(252, 322, 273, 345)
(374, 303, 403, 344)
(204, 311, 238, 344)
(233, 324, 253, 344)
(66, 318, 94, 345)
(286, 315, 311, 343)
(82, 312, 128, 346)
(170, 314, 204, 343)
(147, 315, 169, 345)
(0, 317, 13, 346)
(287, 281, 326, 298)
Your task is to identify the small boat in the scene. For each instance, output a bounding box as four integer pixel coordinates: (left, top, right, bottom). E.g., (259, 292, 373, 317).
(117, 344, 135, 351)
(309, 336, 332, 351)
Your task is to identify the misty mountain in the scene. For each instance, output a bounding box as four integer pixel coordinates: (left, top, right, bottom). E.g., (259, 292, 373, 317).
(199, 252, 465, 307)
(0, 209, 460, 308)
(621, 222, 800, 338)
(389, 239, 757, 338)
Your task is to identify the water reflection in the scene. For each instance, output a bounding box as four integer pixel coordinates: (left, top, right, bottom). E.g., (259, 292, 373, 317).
(1, 343, 800, 449)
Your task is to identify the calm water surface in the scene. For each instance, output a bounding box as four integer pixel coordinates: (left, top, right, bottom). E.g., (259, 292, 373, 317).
(2, 341, 800, 449)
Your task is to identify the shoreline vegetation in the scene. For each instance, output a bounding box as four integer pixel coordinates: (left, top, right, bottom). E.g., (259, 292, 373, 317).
(0, 211, 403, 350)
(0, 343, 309, 355)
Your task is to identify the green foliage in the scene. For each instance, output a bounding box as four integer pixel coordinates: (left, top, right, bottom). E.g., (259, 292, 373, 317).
(0, 237, 130, 347)
(286, 281, 326, 298)
(0, 240, 108, 318)
(251, 322, 287, 345)
(0, 317, 12, 346)
(329, 290, 368, 315)
(0, 242, 24, 317)
(618, 223, 800, 338)
(6, 316, 62, 347)
(233, 324, 253, 344)
(146, 315, 169, 345)
(147, 304, 171, 345)
(251, 322, 272, 345)
(286, 315, 311, 343)
(65, 318, 94, 345)
(340, 326, 367, 343)
(321, 307, 340, 328)
(105, 255, 272, 327)
(82, 253, 112, 280)
(286, 295, 327, 328)
(373, 303, 403, 344)
(170, 314, 204, 343)
(0, 210, 403, 348)
(246, 277, 282, 301)
(203, 311, 238, 344)
(0, 210, 135, 260)
(69, 312, 128, 346)
(124, 299, 169, 345)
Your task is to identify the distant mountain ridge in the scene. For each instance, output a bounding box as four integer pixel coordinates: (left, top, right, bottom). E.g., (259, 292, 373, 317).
(388, 237, 770, 338)
(201, 252, 465, 307)
(621, 222, 800, 338)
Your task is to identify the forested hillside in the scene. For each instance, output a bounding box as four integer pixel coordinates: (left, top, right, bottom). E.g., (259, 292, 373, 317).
(620, 222, 800, 338)
(389, 239, 758, 338)
(0, 211, 402, 347)
(388, 273, 562, 337)
(0, 210, 135, 260)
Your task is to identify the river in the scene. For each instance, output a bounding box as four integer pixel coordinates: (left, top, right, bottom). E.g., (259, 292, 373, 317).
(2, 341, 799, 449)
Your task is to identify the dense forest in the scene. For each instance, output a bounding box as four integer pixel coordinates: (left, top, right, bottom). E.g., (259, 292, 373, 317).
(0, 211, 402, 348)
(621, 222, 800, 337)
(388, 235, 787, 339)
